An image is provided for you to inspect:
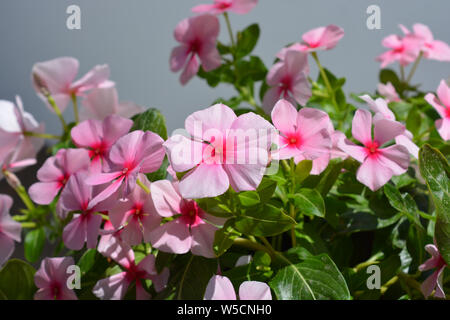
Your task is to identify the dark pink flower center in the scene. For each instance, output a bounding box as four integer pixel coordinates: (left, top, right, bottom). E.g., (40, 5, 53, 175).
(203, 137, 228, 164)
(125, 262, 146, 282)
(216, 1, 232, 10)
(132, 203, 145, 220)
(88, 141, 108, 159)
(364, 141, 380, 157)
(284, 132, 302, 149)
(50, 281, 62, 300)
(445, 107, 450, 119)
(58, 173, 70, 189)
(180, 200, 203, 227)
(189, 38, 202, 54)
(280, 76, 293, 96)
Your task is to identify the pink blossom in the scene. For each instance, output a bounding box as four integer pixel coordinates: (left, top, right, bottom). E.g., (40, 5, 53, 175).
(204, 275, 272, 300)
(425, 80, 450, 141)
(338, 109, 410, 191)
(149, 180, 224, 258)
(86, 130, 165, 207)
(32, 57, 112, 113)
(28, 148, 91, 205)
(192, 0, 258, 15)
(0, 144, 37, 181)
(376, 34, 421, 68)
(377, 82, 401, 103)
(60, 171, 117, 250)
(419, 244, 447, 299)
(0, 195, 21, 267)
(34, 257, 78, 300)
(263, 50, 311, 113)
(164, 103, 274, 199)
(71, 115, 133, 172)
(80, 86, 143, 121)
(170, 14, 221, 85)
(109, 174, 161, 246)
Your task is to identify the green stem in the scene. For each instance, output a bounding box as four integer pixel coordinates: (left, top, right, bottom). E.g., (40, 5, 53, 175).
(136, 179, 150, 194)
(400, 65, 405, 83)
(311, 52, 338, 110)
(233, 237, 274, 258)
(47, 95, 68, 132)
(24, 131, 61, 140)
(71, 93, 79, 124)
(406, 51, 423, 84)
(21, 222, 37, 229)
(281, 160, 291, 173)
(12, 215, 29, 222)
(289, 204, 297, 247)
(223, 12, 236, 49)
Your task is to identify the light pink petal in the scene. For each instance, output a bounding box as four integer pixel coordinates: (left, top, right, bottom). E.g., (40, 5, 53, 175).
(395, 134, 419, 158)
(191, 4, 218, 14)
(0, 234, 14, 267)
(28, 181, 61, 205)
(338, 138, 367, 163)
(319, 25, 345, 50)
(229, 111, 275, 150)
(352, 109, 373, 145)
(421, 266, 445, 299)
(291, 73, 312, 106)
(265, 62, 285, 86)
(121, 218, 143, 246)
(86, 214, 102, 249)
(93, 272, 130, 300)
(373, 119, 405, 145)
(377, 145, 410, 176)
(357, 156, 393, 191)
(198, 43, 221, 72)
(87, 176, 125, 210)
(179, 163, 230, 199)
(64, 148, 91, 175)
(71, 64, 110, 93)
(180, 55, 199, 85)
(425, 93, 447, 119)
(63, 215, 86, 250)
(98, 233, 134, 269)
(137, 254, 157, 276)
(204, 275, 237, 300)
(138, 131, 165, 173)
(170, 45, 190, 72)
(150, 267, 170, 292)
(271, 99, 298, 134)
(71, 119, 102, 148)
(164, 134, 203, 173)
(302, 26, 326, 48)
(190, 222, 218, 258)
(436, 80, 450, 108)
(230, 0, 258, 14)
(413, 23, 434, 42)
(262, 87, 283, 114)
(426, 40, 450, 61)
(151, 180, 182, 218)
(296, 107, 331, 140)
(34, 288, 56, 300)
(60, 172, 92, 212)
(239, 281, 272, 300)
(80, 86, 120, 121)
(435, 118, 450, 141)
(149, 219, 191, 254)
(360, 95, 395, 120)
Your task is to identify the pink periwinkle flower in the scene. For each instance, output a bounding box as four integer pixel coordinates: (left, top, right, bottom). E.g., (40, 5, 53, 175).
(170, 14, 221, 85)
(0, 144, 37, 181)
(263, 50, 311, 113)
(164, 103, 275, 199)
(28, 148, 91, 205)
(377, 82, 401, 103)
(109, 174, 161, 246)
(425, 80, 450, 141)
(419, 244, 447, 299)
(71, 114, 133, 172)
(34, 257, 78, 300)
(149, 180, 224, 258)
(86, 130, 165, 207)
(338, 109, 410, 191)
(376, 33, 421, 68)
(204, 275, 272, 300)
(0, 195, 21, 267)
(32, 57, 112, 113)
(192, 0, 258, 15)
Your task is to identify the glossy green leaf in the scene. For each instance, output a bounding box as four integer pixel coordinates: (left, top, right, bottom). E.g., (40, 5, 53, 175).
(24, 227, 45, 263)
(289, 189, 325, 218)
(213, 219, 240, 257)
(238, 191, 260, 207)
(131, 108, 168, 140)
(0, 259, 36, 300)
(236, 24, 260, 59)
(294, 160, 312, 184)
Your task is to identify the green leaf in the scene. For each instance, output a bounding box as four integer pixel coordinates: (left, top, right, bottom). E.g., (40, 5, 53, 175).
(238, 191, 260, 207)
(316, 158, 345, 196)
(131, 108, 168, 140)
(24, 227, 45, 263)
(236, 24, 260, 59)
(406, 108, 422, 137)
(294, 160, 312, 184)
(213, 219, 240, 257)
(0, 259, 36, 300)
(77, 249, 97, 275)
(256, 177, 277, 203)
(379, 69, 401, 90)
(196, 197, 234, 218)
(235, 204, 295, 236)
(269, 254, 350, 300)
(146, 157, 169, 181)
(289, 189, 325, 218)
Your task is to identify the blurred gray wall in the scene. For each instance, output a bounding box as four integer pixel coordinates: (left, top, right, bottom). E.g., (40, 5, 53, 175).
(1, 0, 449, 135)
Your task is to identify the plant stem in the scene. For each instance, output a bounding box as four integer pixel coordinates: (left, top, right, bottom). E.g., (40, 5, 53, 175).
(223, 12, 236, 49)
(281, 160, 291, 173)
(24, 131, 61, 140)
(311, 52, 338, 110)
(47, 95, 68, 132)
(400, 65, 405, 82)
(289, 204, 297, 247)
(3, 170, 35, 211)
(406, 51, 423, 84)
(136, 178, 150, 194)
(233, 237, 273, 258)
(21, 222, 37, 229)
(71, 93, 79, 124)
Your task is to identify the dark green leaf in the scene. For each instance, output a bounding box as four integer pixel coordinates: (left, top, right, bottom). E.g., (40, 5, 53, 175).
(0, 259, 36, 300)
(294, 160, 312, 184)
(213, 219, 240, 257)
(238, 191, 260, 207)
(289, 189, 325, 218)
(236, 24, 260, 59)
(24, 228, 45, 263)
(131, 108, 168, 140)
(77, 249, 97, 275)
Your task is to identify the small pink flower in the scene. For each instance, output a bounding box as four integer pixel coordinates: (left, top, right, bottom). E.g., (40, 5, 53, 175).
(377, 82, 401, 103)
(109, 174, 161, 246)
(71, 114, 133, 172)
(376, 34, 421, 68)
(263, 50, 311, 113)
(425, 80, 450, 141)
(164, 103, 274, 199)
(419, 244, 447, 299)
(0, 145, 37, 181)
(32, 57, 112, 113)
(170, 14, 221, 85)
(0, 195, 21, 267)
(34, 257, 78, 300)
(204, 275, 272, 300)
(400, 24, 450, 61)
(192, 0, 258, 15)
(338, 109, 410, 191)
(29, 148, 91, 205)
(86, 130, 165, 207)
(80, 86, 143, 121)
(150, 180, 225, 258)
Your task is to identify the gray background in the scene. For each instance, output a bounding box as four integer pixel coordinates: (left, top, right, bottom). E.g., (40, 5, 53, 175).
(0, 0, 449, 134)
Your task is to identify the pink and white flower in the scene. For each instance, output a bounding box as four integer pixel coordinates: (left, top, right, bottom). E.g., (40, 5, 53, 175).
(376, 33, 421, 68)
(204, 275, 272, 300)
(377, 82, 401, 103)
(419, 244, 447, 299)
(192, 0, 258, 15)
(0, 195, 21, 267)
(425, 80, 450, 141)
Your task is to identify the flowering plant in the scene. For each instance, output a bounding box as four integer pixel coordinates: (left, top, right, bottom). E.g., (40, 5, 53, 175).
(0, 1, 449, 301)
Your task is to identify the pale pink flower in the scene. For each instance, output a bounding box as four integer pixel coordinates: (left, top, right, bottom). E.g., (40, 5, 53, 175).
(425, 80, 450, 141)
(376, 34, 421, 68)
(28, 148, 91, 205)
(170, 14, 221, 85)
(149, 180, 224, 258)
(277, 24, 344, 59)
(192, 0, 258, 15)
(80, 86, 143, 121)
(34, 257, 78, 300)
(204, 275, 272, 300)
(164, 103, 274, 199)
(377, 82, 401, 103)
(86, 130, 165, 207)
(0, 143, 37, 181)
(0, 195, 21, 267)
(338, 109, 410, 191)
(32, 57, 112, 113)
(109, 174, 161, 246)
(263, 50, 311, 113)
(71, 115, 133, 172)
(419, 244, 447, 299)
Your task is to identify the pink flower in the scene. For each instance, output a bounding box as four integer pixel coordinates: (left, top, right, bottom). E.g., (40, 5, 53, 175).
(338, 109, 410, 191)
(425, 80, 450, 141)
(86, 130, 165, 207)
(29, 148, 91, 205)
(192, 0, 258, 15)
(170, 14, 221, 85)
(0, 144, 37, 181)
(149, 180, 224, 258)
(34, 257, 78, 300)
(32, 57, 112, 113)
(419, 244, 447, 299)
(94, 237, 169, 300)
(109, 174, 161, 246)
(377, 82, 401, 103)
(400, 24, 450, 61)
(376, 34, 421, 68)
(0, 195, 21, 266)
(164, 103, 274, 199)
(263, 50, 311, 113)
(60, 171, 117, 250)
(277, 25, 344, 58)
(80, 86, 143, 121)
(204, 275, 272, 300)
(270, 100, 332, 167)
(71, 115, 133, 172)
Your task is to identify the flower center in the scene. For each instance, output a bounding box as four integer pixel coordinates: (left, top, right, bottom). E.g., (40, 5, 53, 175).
(180, 200, 202, 227)
(365, 141, 380, 156)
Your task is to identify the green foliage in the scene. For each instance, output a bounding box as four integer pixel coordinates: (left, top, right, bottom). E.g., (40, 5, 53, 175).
(24, 228, 45, 263)
(0, 259, 36, 300)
